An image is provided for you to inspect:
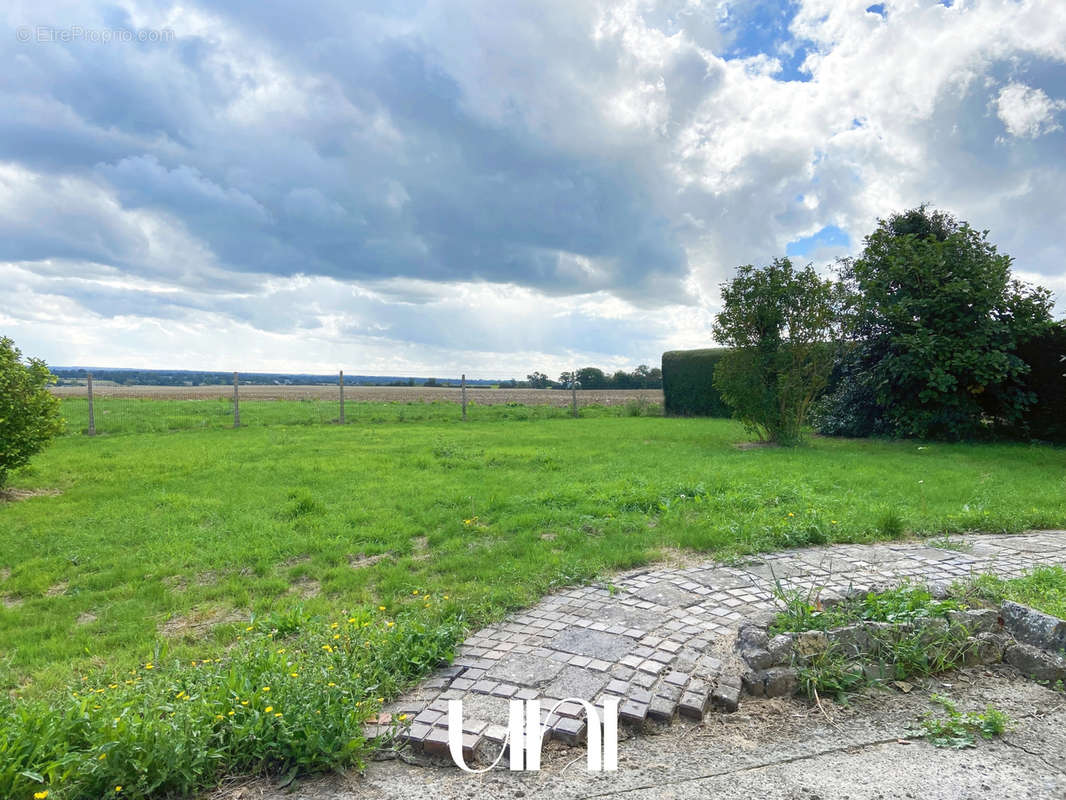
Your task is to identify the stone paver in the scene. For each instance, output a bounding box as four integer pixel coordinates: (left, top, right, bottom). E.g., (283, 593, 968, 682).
(383, 530, 1066, 757)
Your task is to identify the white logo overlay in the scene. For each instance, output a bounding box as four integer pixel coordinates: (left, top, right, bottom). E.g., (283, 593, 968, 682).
(447, 696, 619, 773)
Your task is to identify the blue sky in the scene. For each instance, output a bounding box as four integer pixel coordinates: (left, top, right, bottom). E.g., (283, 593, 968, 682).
(1, 0, 1064, 376)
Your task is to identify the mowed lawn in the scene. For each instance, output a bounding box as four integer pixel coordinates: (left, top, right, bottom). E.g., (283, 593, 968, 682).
(2, 407, 1065, 693)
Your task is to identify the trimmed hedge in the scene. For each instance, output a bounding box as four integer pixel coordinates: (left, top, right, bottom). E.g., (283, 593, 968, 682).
(1018, 323, 1066, 443)
(661, 349, 732, 417)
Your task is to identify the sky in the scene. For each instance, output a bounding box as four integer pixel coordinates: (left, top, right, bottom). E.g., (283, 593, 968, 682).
(2, 0, 1065, 379)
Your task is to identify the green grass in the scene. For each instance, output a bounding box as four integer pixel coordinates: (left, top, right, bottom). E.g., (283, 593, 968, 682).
(3, 406, 1065, 694)
(969, 565, 1066, 619)
(770, 584, 966, 634)
(2, 404, 1065, 796)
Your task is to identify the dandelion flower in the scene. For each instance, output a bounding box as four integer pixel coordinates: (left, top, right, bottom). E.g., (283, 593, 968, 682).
(35, 792, 50, 799)
(378, 606, 386, 611)
(262, 687, 270, 692)
(144, 663, 154, 670)
(265, 706, 274, 713)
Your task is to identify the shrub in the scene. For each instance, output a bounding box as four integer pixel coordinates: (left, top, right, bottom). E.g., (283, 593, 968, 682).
(0, 336, 64, 488)
(712, 258, 841, 445)
(1013, 323, 1066, 443)
(826, 206, 1054, 441)
(660, 348, 731, 417)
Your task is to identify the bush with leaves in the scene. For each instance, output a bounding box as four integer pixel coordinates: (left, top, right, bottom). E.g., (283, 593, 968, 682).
(0, 336, 64, 488)
(712, 258, 840, 445)
(821, 207, 1054, 440)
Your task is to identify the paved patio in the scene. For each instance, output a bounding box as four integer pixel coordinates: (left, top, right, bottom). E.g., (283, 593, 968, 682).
(379, 531, 1066, 759)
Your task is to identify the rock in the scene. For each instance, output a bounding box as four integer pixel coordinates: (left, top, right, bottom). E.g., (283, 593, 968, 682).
(743, 647, 775, 670)
(768, 633, 794, 665)
(1004, 641, 1066, 684)
(917, 617, 949, 645)
(742, 667, 798, 698)
(827, 624, 870, 657)
(711, 676, 741, 712)
(1000, 601, 1066, 652)
(737, 625, 769, 651)
(793, 630, 830, 661)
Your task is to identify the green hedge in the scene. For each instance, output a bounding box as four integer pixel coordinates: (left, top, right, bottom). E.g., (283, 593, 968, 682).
(1018, 323, 1066, 443)
(661, 349, 732, 417)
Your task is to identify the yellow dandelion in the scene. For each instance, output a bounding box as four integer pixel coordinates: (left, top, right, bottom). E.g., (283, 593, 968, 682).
(378, 606, 386, 611)
(98, 753, 107, 760)
(331, 622, 339, 629)
(274, 712, 283, 717)
(398, 713, 408, 721)
(228, 710, 235, 715)
(262, 686, 270, 692)
(327, 682, 337, 687)
(386, 621, 394, 628)
(144, 663, 154, 670)
(332, 633, 340, 640)
(34, 792, 49, 799)
(348, 617, 357, 623)
(290, 672, 299, 677)
(245, 626, 254, 631)
(116, 788, 123, 793)
(412, 590, 419, 595)
(241, 700, 249, 706)
(265, 705, 273, 713)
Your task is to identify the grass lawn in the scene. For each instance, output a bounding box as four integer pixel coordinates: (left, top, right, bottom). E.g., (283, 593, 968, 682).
(2, 404, 1065, 694)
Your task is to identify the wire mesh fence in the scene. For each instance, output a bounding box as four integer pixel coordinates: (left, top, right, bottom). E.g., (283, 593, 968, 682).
(49, 374, 665, 436)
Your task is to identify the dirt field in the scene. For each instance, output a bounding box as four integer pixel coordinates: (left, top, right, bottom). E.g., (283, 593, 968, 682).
(50, 384, 664, 407)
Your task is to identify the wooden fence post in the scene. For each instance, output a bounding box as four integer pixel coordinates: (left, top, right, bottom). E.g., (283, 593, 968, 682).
(87, 373, 96, 436)
(233, 372, 240, 428)
(339, 370, 345, 424)
(461, 373, 467, 421)
(571, 373, 579, 418)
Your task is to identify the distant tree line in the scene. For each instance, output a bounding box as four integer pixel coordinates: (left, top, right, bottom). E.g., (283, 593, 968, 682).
(522, 365, 662, 390)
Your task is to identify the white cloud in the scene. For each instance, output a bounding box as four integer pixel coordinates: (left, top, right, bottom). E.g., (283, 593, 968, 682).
(995, 82, 1065, 138)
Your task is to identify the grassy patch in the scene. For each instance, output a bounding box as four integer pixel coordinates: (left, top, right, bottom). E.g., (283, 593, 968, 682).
(967, 566, 1066, 620)
(914, 694, 1011, 748)
(771, 584, 965, 634)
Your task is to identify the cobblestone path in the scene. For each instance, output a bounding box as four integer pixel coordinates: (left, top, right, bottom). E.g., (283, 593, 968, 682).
(379, 531, 1066, 759)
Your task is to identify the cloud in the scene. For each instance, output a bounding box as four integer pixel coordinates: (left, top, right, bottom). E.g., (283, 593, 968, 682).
(995, 82, 1065, 138)
(1, 0, 1065, 374)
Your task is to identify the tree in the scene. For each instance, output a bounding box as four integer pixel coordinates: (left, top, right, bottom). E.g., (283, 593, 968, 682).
(576, 367, 608, 389)
(526, 371, 552, 389)
(712, 258, 840, 445)
(822, 206, 1054, 440)
(0, 337, 64, 488)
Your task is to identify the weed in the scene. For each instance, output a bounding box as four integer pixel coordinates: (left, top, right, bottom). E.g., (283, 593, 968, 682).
(875, 509, 906, 539)
(0, 602, 462, 800)
(914, 694, 1011, 748)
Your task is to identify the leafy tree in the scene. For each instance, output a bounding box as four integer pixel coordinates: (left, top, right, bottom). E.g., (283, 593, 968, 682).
(821, 206, 1054, 440)
(576, 367, 609, 389)
(712, 258, 840, 445)
(526, 371, 552, 389)
(0, 337, 64, 488)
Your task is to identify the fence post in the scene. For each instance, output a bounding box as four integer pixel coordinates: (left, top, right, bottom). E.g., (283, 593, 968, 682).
(339, 370, 345, 424)
(461, 373, 467, 421)
(571, 374, 579, 418)
(86, 373, 96, 436)
(233, 372, 240, 428)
